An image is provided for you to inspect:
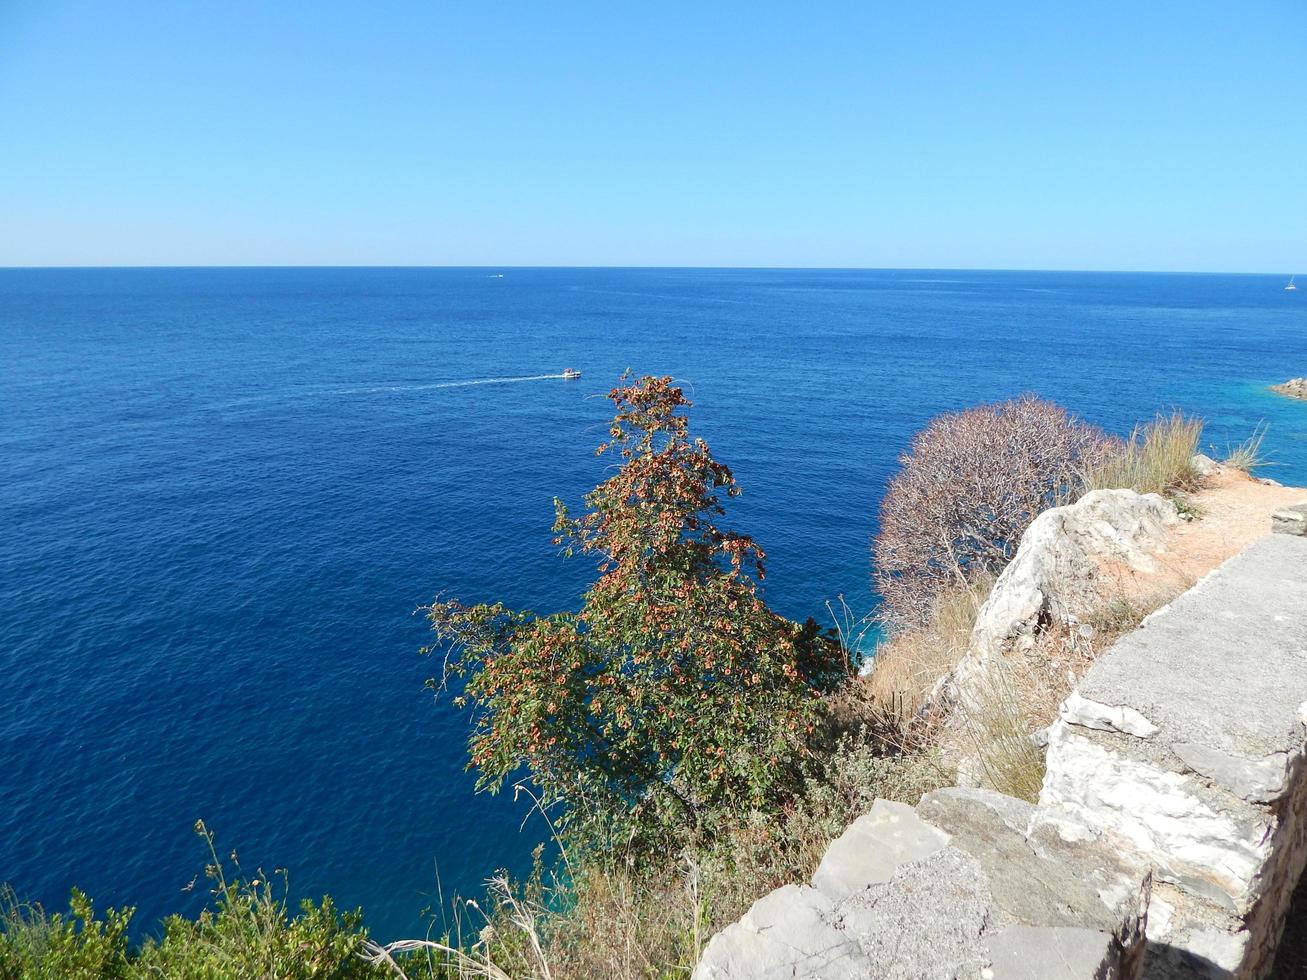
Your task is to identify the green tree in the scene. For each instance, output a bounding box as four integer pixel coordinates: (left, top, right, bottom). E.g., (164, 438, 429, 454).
(425, 374, 842, 854)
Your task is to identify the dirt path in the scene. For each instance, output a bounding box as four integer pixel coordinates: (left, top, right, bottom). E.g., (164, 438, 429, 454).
(1089, 465, 1305, 626)
(1163, 468, 1307, 581)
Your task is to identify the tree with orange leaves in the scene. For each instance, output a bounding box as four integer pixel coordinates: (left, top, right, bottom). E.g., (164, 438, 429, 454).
(424, 373, 842, 854)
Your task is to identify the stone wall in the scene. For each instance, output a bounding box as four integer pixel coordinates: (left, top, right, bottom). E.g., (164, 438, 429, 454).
(1037, 522, 1307, 978)
(693, 501, 1307, 980)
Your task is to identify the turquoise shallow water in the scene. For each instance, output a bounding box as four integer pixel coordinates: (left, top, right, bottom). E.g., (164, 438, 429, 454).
(2, 267, 1305, 939)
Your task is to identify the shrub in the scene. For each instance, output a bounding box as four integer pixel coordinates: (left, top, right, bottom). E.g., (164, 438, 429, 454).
(135, 822, 377, 979)
(0, 823, 380, 980)
(0, 886, 133, 980)
(873, 395, 1114, 631)
(1081, 410, 1203, 495)
(424, 374, 845, 858)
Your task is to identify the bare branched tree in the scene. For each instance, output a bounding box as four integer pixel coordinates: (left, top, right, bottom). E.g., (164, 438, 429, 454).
(873, 395, 1116, 631)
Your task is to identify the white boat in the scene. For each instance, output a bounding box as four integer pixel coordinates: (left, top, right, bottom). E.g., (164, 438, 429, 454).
(1287, 276, 1297, 292)
(561, 368, 581, 379)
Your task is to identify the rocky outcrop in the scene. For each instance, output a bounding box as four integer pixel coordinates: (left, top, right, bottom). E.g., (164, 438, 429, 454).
(1270, 378, 1307, 401)
(693, 794, 1151, 980)
(948, 489, 1178, 710)
(694, 511, 1307, 979)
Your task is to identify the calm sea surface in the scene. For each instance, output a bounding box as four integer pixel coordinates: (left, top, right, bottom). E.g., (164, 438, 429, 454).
(2, 267, 1305, 938)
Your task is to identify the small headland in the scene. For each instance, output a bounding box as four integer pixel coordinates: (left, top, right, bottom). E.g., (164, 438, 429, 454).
(1270, 377, 1307, 401)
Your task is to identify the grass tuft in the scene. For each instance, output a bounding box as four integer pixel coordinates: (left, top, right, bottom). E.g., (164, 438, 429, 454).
(1221, 421, 1269, 474)
(1081, 411, 1204, 497)
(960, 662, 1047, 803)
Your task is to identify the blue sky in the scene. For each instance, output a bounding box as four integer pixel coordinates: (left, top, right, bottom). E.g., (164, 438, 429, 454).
(1, 1, 1303, 270)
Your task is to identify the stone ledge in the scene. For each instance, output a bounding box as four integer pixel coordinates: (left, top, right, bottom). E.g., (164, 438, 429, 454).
(1075, 534, 1307, 767)
(694, 788, 1149, 980)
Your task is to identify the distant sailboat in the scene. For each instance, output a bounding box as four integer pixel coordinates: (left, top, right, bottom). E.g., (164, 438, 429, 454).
(1287, 276, 1298, 292)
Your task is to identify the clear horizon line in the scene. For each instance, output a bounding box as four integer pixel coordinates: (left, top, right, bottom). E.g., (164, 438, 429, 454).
(0, 263, 1299, 277)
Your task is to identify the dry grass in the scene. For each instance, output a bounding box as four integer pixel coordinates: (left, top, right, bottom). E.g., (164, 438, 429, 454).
(955, 583, 1186, 803)
(864, 578, 992, 726)
(959, 661, 1048, 803)
(365, 734, 951, 980)
(1082, 411, 1204, 497)
(1221, 421, 1269, 473)
(366, 861, 703, 980)
(526, 865, 701, 980)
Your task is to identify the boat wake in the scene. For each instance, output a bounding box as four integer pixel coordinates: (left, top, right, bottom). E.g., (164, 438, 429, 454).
(206, 373, 578, 412)
(338, 373, 575, 395)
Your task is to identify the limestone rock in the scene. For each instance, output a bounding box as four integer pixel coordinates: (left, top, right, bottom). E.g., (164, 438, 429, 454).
(1272, 502, 1307, 536)
(812, 799, 949, 902)
(986, 925, 1123, 980)
(1191, 453, 1219, 477)
(919, 787, 1150, 949)
(695, 788, 1151, 980)
(952, 489, 1179, 701)
(1060, 690, 1160, 739)
(837, 848, 993, 978)
(691, 885, 867, 980)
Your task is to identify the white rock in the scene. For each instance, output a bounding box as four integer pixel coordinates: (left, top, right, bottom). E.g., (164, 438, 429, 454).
(691, 885, 867, 980)
(1038, 726, 1274, 912)
(1060, 691, 1160, 739)
(1183, 927, 1251, 972)
(1171, 742, 1290, 803)
(952, 489, 1179, 705)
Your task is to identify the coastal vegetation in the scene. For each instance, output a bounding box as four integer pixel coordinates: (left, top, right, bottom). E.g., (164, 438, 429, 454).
(2, 380, 1275, 979)
(872, 395, 1114, 630)
(385, 375, 951, 976)
(1080, 409, 1203, 497)
(423, 373, 846, 856)
(0, 822, 380, 980)
(865, 404, 1213, 807)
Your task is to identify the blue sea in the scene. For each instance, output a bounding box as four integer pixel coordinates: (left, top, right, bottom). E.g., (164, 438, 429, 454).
(2, 267, 1305, 940)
